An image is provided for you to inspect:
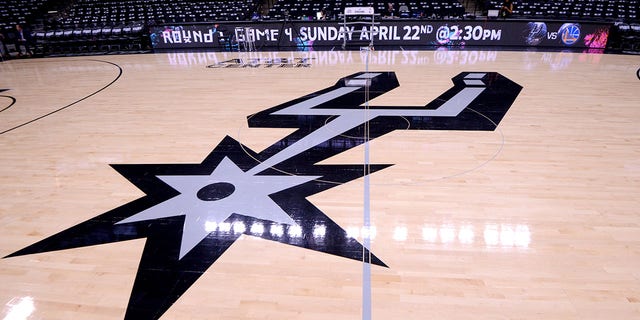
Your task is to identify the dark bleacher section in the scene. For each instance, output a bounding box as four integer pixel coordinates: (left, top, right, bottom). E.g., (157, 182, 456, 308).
(0, 0, 50, 31)
(265, 1, 466, 21)
(30, 21, 148, 56)
(484, 0, 638, 22)
(0, 0, 260, 57)
(58, 0, 259, 26)
(0, 0, 60, 57)
(483, 0, 640, 53)
(36, 0, 259, 56)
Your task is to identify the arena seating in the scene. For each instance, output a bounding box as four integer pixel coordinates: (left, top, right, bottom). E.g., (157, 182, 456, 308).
(0, 0, 49, 31)
(484, 0, 638, 22)
(265, 1, 466, 21)
(57, 0, 260, 26)
(29, 21, 147, 56)
(484, 0, 639, 53)
(1, 0, 260, 57)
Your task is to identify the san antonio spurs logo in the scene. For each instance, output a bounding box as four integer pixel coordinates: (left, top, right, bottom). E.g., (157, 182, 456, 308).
(5, 72, 522, 319)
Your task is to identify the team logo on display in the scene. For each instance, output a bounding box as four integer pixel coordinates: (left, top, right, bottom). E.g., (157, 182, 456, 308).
(559, 23, 581, 45)
(5, 72, 522, 319)
(523, 22, 547, 46)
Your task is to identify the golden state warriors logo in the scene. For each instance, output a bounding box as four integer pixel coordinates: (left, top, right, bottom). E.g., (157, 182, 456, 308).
(559, 23, 581, 45)
(5, 72, 522, 319)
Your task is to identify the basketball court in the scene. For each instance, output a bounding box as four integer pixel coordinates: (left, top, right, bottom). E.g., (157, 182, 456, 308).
(1, 49, 639, 319)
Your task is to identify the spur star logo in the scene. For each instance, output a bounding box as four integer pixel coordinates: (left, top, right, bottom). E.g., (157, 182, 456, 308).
(5, 71, 522, 319)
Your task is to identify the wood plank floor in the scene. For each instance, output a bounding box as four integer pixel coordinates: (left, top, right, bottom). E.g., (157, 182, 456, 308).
(1, 50, 639, 319)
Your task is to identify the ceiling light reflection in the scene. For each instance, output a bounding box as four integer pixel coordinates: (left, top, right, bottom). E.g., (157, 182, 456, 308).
(500, 225, 515, 246)
(4, 297, 35, 320)
(483, 224, 500, 246)
(346, 226, 360, 239)
(313, 224, 326, 238)
(439, 225, 456, 244)
(392, 226, 408, 241)
(345, 226, 377, 240)
(458, 225, 475, 244)
(204, 221, 217, 232)
(232, 222, 246, 234)
(250, 223, 264, 236)
(417, 223, 531, 248)
(484, 224, 531, 248)
(203, 220, 529, 248)
(218, 222, 231, 232)
(361, 226, 377, 240)
(422, 226, 438, 243)
(288, 225, 302, 237)
(270, 224, 284, 237)
(514, 225, 531, 247)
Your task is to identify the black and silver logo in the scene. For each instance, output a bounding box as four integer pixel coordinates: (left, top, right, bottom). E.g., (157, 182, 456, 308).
(6, 72, 522, 319)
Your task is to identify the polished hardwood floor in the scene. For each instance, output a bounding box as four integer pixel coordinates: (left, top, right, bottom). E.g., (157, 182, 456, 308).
(1, 49, 639, 319)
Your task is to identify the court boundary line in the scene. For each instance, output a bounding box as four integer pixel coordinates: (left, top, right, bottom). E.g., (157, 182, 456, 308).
(0, 95, 16, 113)
(362, 47, 373, 320)
(0, 59, 123, 136)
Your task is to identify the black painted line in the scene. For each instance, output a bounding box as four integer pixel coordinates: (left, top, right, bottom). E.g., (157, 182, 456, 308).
(0, 95, 16, 113)
(0, 59, 123, 136)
